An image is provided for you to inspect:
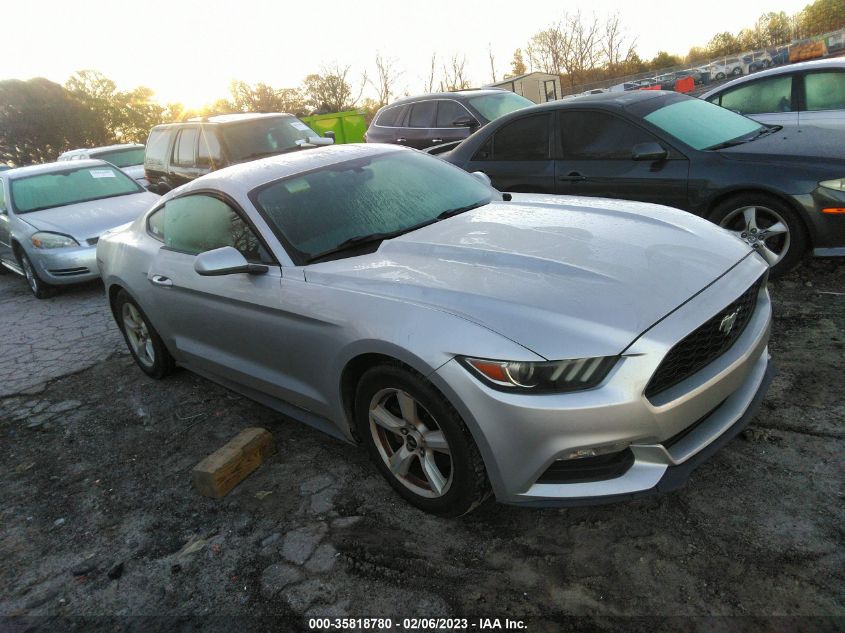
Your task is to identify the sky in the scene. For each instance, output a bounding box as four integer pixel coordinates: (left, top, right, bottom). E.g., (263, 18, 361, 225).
(2, 0, 811, 108)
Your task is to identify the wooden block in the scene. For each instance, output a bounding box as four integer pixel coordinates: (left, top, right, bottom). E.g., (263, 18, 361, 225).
(192, 427, 275, 499)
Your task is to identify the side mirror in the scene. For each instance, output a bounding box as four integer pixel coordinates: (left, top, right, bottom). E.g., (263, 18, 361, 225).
(453, 116, 478, 129)
(471, 171, 492, 186)
(324, 131, 336, 141)
(194, 246, 268, 276)
(632, 142, 668, 162)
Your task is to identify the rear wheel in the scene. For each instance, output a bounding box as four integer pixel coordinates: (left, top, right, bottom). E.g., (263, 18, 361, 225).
(19, 251, 55, 299)
(710, 193, 807, 277)
(115, 290, 174, 378)
(355, 364, 490, 517)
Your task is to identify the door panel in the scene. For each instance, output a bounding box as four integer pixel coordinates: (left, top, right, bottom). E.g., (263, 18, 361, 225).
(555, 110, 689, 209)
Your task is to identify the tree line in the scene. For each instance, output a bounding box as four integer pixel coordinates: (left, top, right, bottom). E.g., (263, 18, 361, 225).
(0, 0, 842, 166)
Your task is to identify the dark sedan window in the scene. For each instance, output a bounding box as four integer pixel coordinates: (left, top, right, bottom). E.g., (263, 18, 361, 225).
(476, 114, 551, 161)
(252, 150, 492, 263)
(148, 195, 271, 263)
(559, 111, 658, 159)
(409, 101, 436, 128)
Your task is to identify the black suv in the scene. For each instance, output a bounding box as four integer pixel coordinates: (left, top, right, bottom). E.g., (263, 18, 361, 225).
(364, 89, 533, 150)
(144, 113, 331, 193)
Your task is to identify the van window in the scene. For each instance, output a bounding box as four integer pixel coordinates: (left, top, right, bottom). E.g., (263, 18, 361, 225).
(173, 128, 198, 167)
(197, 128, 223, 168)
(376, 107, 400, 127)
(145, 129, 171, 165)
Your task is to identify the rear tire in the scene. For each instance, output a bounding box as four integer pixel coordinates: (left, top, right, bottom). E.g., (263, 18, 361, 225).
(354, 364, 490, 517)
(115, 289, 174, 379)
(19, 251, 56, 299)
(710, 193, 807, 277)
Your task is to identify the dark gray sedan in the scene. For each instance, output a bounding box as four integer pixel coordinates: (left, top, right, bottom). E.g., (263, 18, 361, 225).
(441, 91, 845, 276)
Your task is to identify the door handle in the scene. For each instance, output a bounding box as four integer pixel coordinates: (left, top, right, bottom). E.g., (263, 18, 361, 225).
(558, 171, 587, 182)
(396, 137, 407, 143)
(150, 274, 173, 287)
(431, 138, 443, 144)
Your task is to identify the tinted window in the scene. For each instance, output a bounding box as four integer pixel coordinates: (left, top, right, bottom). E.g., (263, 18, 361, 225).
(409, 101, 436, 128)
(145, 128, 171, 164)
(174, 128, 198, 166)
(376, 107, 400, 127)
(148, 195, 270, 263)
(718, 75, 793, 114)
(436, 100, 469, 127)
(197, 128, 222, 168)
(560, 111, 657, 159)
(10, 165, 141, 214)
(805, 72, 845, 111)
(253, 151, 492, 263)
(490, 114, 551, 160)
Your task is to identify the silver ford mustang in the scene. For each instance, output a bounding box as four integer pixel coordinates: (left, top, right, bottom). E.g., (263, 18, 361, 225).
(97, 144, 773, 516)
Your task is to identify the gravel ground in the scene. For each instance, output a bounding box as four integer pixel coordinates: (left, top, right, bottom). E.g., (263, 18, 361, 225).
(0, 258, 842, 632)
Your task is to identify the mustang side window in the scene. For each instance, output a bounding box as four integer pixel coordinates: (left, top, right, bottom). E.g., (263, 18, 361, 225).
(147, 195, 272, 264)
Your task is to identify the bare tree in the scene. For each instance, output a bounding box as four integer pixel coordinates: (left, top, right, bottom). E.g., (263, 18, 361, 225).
(302, 63, 367, 114)
(424, 53, 437, 93)
(369, 53, 402, 107)
(601, 13, 637, 71)
(488, 44, 497, 83)
(528, 11, 602, 89)
(439, 55, 472, 91)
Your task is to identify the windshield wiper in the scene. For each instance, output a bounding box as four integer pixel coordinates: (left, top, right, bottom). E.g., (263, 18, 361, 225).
(306, 229, 410, 264)
(436, 200, 488, 220)
(705, 125, 778, 151)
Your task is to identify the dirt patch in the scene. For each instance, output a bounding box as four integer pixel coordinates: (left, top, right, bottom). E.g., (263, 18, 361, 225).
(0, 258, 843, 630)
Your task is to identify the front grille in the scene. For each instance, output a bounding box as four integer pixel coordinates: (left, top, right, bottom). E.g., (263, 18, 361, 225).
(47, 267, 90, 276)
(645, 276, 764, 399)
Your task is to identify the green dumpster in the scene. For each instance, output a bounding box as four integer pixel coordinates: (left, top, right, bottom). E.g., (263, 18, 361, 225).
(301, 110, 367, 144)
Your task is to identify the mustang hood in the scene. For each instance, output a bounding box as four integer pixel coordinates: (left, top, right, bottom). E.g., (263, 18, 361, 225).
(19, 191, 159, 240)
(305, 196, 753, 359)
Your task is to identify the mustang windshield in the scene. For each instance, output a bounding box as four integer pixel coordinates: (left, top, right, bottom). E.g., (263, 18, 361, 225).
(11, 165, 142, 214)
(644, 98, 765, 150)
(253, 150, 493, 263)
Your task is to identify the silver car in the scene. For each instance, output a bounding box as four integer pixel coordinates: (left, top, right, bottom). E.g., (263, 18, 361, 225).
(0, 160, 159, 298)
(97, 144, 773, 516)
(58, 143, 149, 188)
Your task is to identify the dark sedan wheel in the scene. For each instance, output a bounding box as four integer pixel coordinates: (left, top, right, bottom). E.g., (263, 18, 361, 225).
(115, 290, 174, 379)
(711, 194, 807, 277)
(19, 252, 55, 299)
(355, 364, 490, 517)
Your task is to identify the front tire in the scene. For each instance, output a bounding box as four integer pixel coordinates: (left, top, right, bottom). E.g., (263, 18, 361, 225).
(710, 193, 807, 277)
(19, 251, 55, 299)
(115, 290, 174, 379)
(354, 364, 490, 517)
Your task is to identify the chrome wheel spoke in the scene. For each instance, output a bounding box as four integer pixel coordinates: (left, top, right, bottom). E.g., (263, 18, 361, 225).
(421, 454, 447, 495)
(422, 430, 450, 453)
(758, 244, 781, 265)
(144, 339, 156, 363)
(764, 221, 787, 236)
(370, 405, 406, 436)
(388, 446, 415, 476)
(396, 391, 419, 427)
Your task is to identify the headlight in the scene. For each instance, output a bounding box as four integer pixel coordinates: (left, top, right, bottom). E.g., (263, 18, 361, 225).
(820, 178, 845, 191)
(459, 356, 618, 393)
(30, 232, 79, 249)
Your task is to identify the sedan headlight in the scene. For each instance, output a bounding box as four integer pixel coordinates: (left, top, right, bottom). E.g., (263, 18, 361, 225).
(820, 178, 845, 191)
(459, 356, 618, 393)
(30, 232, 79, 249)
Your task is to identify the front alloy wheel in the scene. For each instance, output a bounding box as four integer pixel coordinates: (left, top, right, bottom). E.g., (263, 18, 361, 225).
(115, 290, 174, 379)
(20, 252, 55, 299)
(712, 194, 807, 277)
(369, 388, 454, 498)
(355, 365, 490, 516)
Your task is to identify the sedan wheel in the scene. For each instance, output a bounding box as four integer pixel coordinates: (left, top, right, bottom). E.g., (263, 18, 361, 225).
(355, 365, 490, 516)
(368, 388, 454, 499)
(712, 194, 807, 277)
(19, 252, 55, 299)
(115, 290, 174, 379)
